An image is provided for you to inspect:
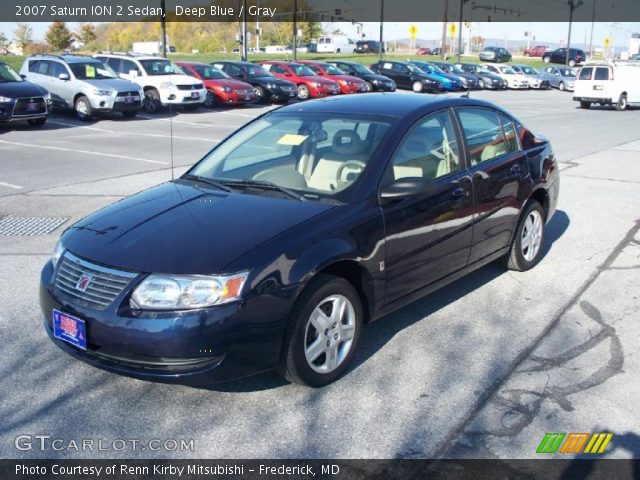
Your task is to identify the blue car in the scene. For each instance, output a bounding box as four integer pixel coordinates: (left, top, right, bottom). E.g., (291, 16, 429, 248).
(408, 61, 464, 91)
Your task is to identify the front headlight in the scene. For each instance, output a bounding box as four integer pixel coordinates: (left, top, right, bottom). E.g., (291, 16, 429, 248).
(44, 92, 51, 101)
(131, 272, 249, 310)
(160, 82, 175, 90)
(51, 240, 64, 268)
(222, 86, 232, 92)
(0, 95, 14, 102)
(345, 80, 352, 86)
(93, 89, 113, 96)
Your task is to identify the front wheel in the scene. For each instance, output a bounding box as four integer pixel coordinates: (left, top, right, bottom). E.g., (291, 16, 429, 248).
(558, 81, 565, 91)
(253, 86, 266, 102)
(543, 56, 551, 63)
(278, 274, 363, 387)
(204, 90, 219, 108)
(143, 89, 162, 113)
(505, 200, 546, 271)
(297, 84, 310, 100)
(365, 81, 373, 92)
(478, 79, 485, 89)
(28, 117, 47, 127)
(412, 80, 424, 93)
(568, 59, 576, 67)
(74, 96, 93, 121)
(615, 93, 628, 111)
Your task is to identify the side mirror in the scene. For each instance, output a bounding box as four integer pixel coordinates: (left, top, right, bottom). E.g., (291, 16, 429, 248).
(380, 178, 438, 202)
(128, 70, 139, 78)
(58, 73, 70, 81)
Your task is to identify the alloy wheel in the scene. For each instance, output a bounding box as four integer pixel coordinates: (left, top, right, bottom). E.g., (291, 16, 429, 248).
(521, 210, 543, 262)
(304, 294, 356, 374)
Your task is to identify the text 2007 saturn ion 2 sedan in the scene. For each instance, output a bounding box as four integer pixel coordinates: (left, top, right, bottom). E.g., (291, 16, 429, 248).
(41, 94, 559, 387)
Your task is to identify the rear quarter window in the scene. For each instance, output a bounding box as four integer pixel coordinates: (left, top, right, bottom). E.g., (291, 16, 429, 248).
(578, 67, 593, 80)
(594, 67, 610, 80)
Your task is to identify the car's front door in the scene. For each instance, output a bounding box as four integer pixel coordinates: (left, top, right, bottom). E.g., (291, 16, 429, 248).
(455, 107, 529, 263)
(381, 109, 474, 304)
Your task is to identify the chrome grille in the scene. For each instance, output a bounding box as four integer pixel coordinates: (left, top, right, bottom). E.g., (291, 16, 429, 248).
(53, 252, 137, 310)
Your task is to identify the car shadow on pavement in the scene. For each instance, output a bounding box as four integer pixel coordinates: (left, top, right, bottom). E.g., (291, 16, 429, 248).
(206, 209, 570, 393)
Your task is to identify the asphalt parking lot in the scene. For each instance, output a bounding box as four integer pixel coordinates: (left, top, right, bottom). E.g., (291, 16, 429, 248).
(1, 89, 639, 460)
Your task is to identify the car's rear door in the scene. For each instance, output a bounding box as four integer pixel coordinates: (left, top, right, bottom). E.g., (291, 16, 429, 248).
(381, 109, 474, 304)
(455, 107, 530, 263)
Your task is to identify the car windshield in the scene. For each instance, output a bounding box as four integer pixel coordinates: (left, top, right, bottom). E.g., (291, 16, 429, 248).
(323, 64, 345, 75)
(187, 113, 392, 200)
(406, 64, 425, 74)
(350, 63, 374, 75)
(476, 65, 492, 73)
(292, 65, 316, 76)
(0, 63, 21, 82)
(245, 65, 273, 77)
(139, 59, 184, 76)
(415, 63, 434, 73)
(519, 66, 538, 75)
(69, 61, 117, 80)
(192, 65, 228, 80)
(450, 65, 465, 74)
(436, 64, 453, 72)
(499, 66, 516, 74)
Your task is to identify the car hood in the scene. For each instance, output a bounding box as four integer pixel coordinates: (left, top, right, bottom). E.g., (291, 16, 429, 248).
(332, 74, 365, 84)
(0, 80, 48, 97)
(204, 78, 253, 90)
(62, 180, 334, 275)
(309, 76, 338, 86)
(359, 73, 393, 83)
(252, 75, 295, 87)
(82, 78, 141, 90)
(146, 74, 201, 85)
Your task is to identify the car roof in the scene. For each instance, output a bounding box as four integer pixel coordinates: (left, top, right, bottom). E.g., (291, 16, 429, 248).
(275, 92, 499, 117)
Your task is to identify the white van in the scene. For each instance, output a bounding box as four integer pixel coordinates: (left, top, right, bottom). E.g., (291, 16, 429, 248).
(316, 35, 356, 54)
(573, 62, 640, 110)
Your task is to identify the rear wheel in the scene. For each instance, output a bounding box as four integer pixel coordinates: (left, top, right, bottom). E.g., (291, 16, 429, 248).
(297, 84, 310, 100)
(412, 80, 424, 93)
(505, 200, 546, 271)
(27, 117, 47, 127)
(278, 274, 363, 387)
(580, 100, 591, 109)
(615, 93, 628, 111)
(74, 96, 93, 121)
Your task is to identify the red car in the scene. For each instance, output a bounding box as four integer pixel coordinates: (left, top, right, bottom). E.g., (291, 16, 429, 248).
(416, 47, 432, 55)
(176, 61, 255, 107)
(258, 61, 340, 100)
(523, 45, 549, 57)
(296, 61, 368, 94)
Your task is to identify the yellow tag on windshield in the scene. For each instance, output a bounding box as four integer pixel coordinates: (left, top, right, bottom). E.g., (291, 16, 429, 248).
(277, 134, 308, 146)
(85, 65, 96, 78)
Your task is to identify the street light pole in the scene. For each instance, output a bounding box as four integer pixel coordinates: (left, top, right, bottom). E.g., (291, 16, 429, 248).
(457, 0, 468, 62)
(293, 0, 298, 61)
(441, 0, 448, 59)
(160, 0, 166, 58)
(379, 0, 384, 62)
(588, 0, 596, 57)
(242, 0, 248, 61)
(566, 0, 583, 66)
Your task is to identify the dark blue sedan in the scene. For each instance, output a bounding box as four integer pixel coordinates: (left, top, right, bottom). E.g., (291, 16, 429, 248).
(41, 94, 559, 387)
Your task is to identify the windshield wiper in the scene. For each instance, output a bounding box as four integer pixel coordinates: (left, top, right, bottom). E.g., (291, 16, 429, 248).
(181, 174, 233, 192)
(222, 179, 306, 201)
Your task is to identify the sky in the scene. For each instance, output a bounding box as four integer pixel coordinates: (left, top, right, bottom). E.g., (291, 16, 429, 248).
(1, 21, 638, 50)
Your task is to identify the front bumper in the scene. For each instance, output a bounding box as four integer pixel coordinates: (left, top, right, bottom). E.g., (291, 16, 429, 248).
(217, 90, 256, 104)
(264, 85, 297, 101)
(40, 260, 294, 386)
(370, 81, 395, 92)
(0, 97, 50, 122)
(159, 88, 207, 105)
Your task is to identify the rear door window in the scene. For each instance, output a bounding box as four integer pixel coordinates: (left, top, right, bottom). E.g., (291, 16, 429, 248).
(594, 67, 609, 80)
(457, 108, 515, 166)
(578, 67, 593, 80)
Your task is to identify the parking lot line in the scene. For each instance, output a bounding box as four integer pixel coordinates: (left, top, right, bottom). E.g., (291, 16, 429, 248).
(137, 114, 239, 128)
(47, 120, 219, 143)
(0, 181, 23, 190)
(0, 140, 167, 165)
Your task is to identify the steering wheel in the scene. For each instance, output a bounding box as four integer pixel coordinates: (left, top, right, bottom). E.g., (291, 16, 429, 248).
(336, 160, 367, 187)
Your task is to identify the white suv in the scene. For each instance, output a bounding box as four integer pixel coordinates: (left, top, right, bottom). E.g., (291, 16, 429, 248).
(95, 53, 206, 113)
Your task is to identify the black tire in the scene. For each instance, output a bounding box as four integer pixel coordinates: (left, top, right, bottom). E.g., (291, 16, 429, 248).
(28, 117, 47, 127)
(615, 93, 628, 111)
(122, 110, 138, 118)
(543, 56, 551, 63)
(580, 100, 591, 109)
(74, 96, 93, 121)
(505, 200, 546, 272)
(204, 90, 219, 108)
(278, 274, 363, 387)
(412, 80, 424, 93)
(143, 88, 162, 113)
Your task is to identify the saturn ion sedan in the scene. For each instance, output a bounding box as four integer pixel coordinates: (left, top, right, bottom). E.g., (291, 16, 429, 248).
(41, 94, 559, 387)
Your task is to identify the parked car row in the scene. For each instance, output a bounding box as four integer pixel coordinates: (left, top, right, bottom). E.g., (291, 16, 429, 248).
(480, 46, 587, 67)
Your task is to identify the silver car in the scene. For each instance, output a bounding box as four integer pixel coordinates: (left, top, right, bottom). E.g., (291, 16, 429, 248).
(510, 64, 550, 89)
(19, 54, 144, 120)
(541, 66, 576, 91)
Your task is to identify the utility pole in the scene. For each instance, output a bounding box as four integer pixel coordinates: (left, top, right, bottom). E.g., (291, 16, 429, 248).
(256, 0, 260, 51)
(160, 0, 166, 57)
(441, 0, 448, 58)
(457, 0, 468, 62)
(566, 0, 583, 66)
(293, 0, 298, 61)
(588, 0, 596, 56)
(379, 0, 384, 62)
(242, 0, 248, 61)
